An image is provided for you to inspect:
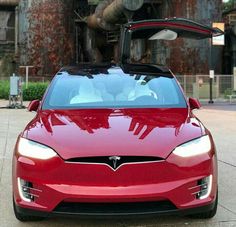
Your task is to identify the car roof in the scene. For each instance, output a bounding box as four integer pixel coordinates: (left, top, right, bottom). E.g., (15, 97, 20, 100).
(58, 63, 172, 78)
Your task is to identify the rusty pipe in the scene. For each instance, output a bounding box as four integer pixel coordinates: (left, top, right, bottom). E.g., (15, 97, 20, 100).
(86, 14, 100, 30)
(0, 0, 19, 6)
(87, 0, 144, 30)
(103, 0, 143, 24)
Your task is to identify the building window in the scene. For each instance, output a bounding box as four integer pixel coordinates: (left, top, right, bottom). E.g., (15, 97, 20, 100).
(0, 11, 15, 43)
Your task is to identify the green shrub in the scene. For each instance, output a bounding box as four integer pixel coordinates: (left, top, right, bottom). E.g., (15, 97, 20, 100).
(0, 80, 49, 101)
(0, 80, 10, 99)
(23, 82, 49, 101)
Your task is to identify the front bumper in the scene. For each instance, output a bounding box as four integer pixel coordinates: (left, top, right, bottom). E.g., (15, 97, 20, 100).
(12, 151, 218, 216)
(14, 200, 216, 218)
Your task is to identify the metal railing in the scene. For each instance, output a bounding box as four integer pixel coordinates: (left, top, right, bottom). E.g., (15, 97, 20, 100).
(176, 74, 235, 100)
(0, 76, 52, 83)
(1, 74, 235, 101)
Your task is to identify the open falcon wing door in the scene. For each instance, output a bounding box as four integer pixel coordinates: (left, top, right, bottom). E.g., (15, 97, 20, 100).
(120, 18, 224, 65)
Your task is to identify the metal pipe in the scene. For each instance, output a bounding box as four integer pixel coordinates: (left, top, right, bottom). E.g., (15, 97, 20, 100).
(87, 14, 101, 30)
(84, 27, 103, 62)
(15, 6, 19, 55)
(103, 0, 143, 24)
(75, 26, 79, 64)
(0, 0, 19, 6)
(87, 0, 144, 31)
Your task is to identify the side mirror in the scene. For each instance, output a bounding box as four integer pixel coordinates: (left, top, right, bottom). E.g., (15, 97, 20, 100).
(189, 97, 201, 110)
(28, 100, 40, 112)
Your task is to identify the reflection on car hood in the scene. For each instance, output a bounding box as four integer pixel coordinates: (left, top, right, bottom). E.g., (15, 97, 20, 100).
(23, 108, 203, 160)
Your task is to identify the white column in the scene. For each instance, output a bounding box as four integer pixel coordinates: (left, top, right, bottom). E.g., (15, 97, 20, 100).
(19, 66, 34, 88)
(233, 67, 236, 91)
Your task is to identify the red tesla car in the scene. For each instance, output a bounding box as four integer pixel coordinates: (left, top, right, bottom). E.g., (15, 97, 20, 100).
(12, 18, 222, 221)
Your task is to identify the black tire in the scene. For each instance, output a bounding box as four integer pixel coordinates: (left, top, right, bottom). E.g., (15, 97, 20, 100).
(13, 198, 45, 222)
(188, 191, 218, 219)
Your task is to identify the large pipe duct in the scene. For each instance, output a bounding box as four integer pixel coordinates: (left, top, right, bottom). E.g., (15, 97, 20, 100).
(0, 0, 19, 6)
(103, 0, 144, 23)
(87, 0, 144, 30)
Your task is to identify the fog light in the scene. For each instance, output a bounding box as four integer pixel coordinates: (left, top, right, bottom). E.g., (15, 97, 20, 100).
(196, 175, 212, 200)
(17, 178, 34, 202)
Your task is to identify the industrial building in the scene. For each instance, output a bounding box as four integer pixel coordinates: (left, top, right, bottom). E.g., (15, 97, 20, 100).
(0, 0, 234, 78)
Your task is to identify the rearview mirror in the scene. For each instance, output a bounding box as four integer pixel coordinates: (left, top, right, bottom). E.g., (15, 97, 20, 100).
(28, 100, 40, 112)
(189, 97, 201, 110)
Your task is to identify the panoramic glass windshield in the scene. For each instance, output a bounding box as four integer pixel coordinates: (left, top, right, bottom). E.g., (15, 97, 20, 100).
(42, 68, 186, 109)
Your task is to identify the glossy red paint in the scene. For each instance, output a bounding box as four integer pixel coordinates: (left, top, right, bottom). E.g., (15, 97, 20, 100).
(12, 105, 217, 215)
(13, 149, 217, 212)
(22, 108, 203, 160)
(12, 66, 217, 218)
(189, 97, 201, 110)
(27, 100, 40, 112)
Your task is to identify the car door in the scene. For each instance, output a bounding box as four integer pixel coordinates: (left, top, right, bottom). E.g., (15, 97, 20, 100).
(120, 18, 224, 64)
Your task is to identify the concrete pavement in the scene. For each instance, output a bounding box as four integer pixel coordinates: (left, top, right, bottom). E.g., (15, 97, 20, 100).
(0, 100, 236, 226)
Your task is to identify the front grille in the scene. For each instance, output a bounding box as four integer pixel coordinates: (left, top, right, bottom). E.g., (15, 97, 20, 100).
(66, 156, 164, 170)
(54, 201, 177, 215)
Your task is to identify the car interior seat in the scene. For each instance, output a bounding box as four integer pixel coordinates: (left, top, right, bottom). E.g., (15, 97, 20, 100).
(70, 79, 103, 104)
(128, 80, 157, 101)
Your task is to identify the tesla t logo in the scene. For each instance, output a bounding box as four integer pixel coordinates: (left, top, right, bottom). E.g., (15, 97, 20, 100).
(109, 156, 121, 170)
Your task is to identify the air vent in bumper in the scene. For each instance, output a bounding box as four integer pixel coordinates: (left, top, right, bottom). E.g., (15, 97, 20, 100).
(54, 200, 177, 215)
(17, 178, 42, 202)
(189, 175, 213, 200)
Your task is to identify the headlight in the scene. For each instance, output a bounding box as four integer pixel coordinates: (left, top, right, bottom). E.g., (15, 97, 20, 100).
(173, 135, 211, 157)
(17, 137, 57, 160)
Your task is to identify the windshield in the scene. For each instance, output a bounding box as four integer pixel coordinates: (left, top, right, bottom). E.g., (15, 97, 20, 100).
(42, 68, 186, 109)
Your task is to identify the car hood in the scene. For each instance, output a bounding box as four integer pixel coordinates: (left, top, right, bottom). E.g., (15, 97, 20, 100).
(23, 108, 203, 160)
